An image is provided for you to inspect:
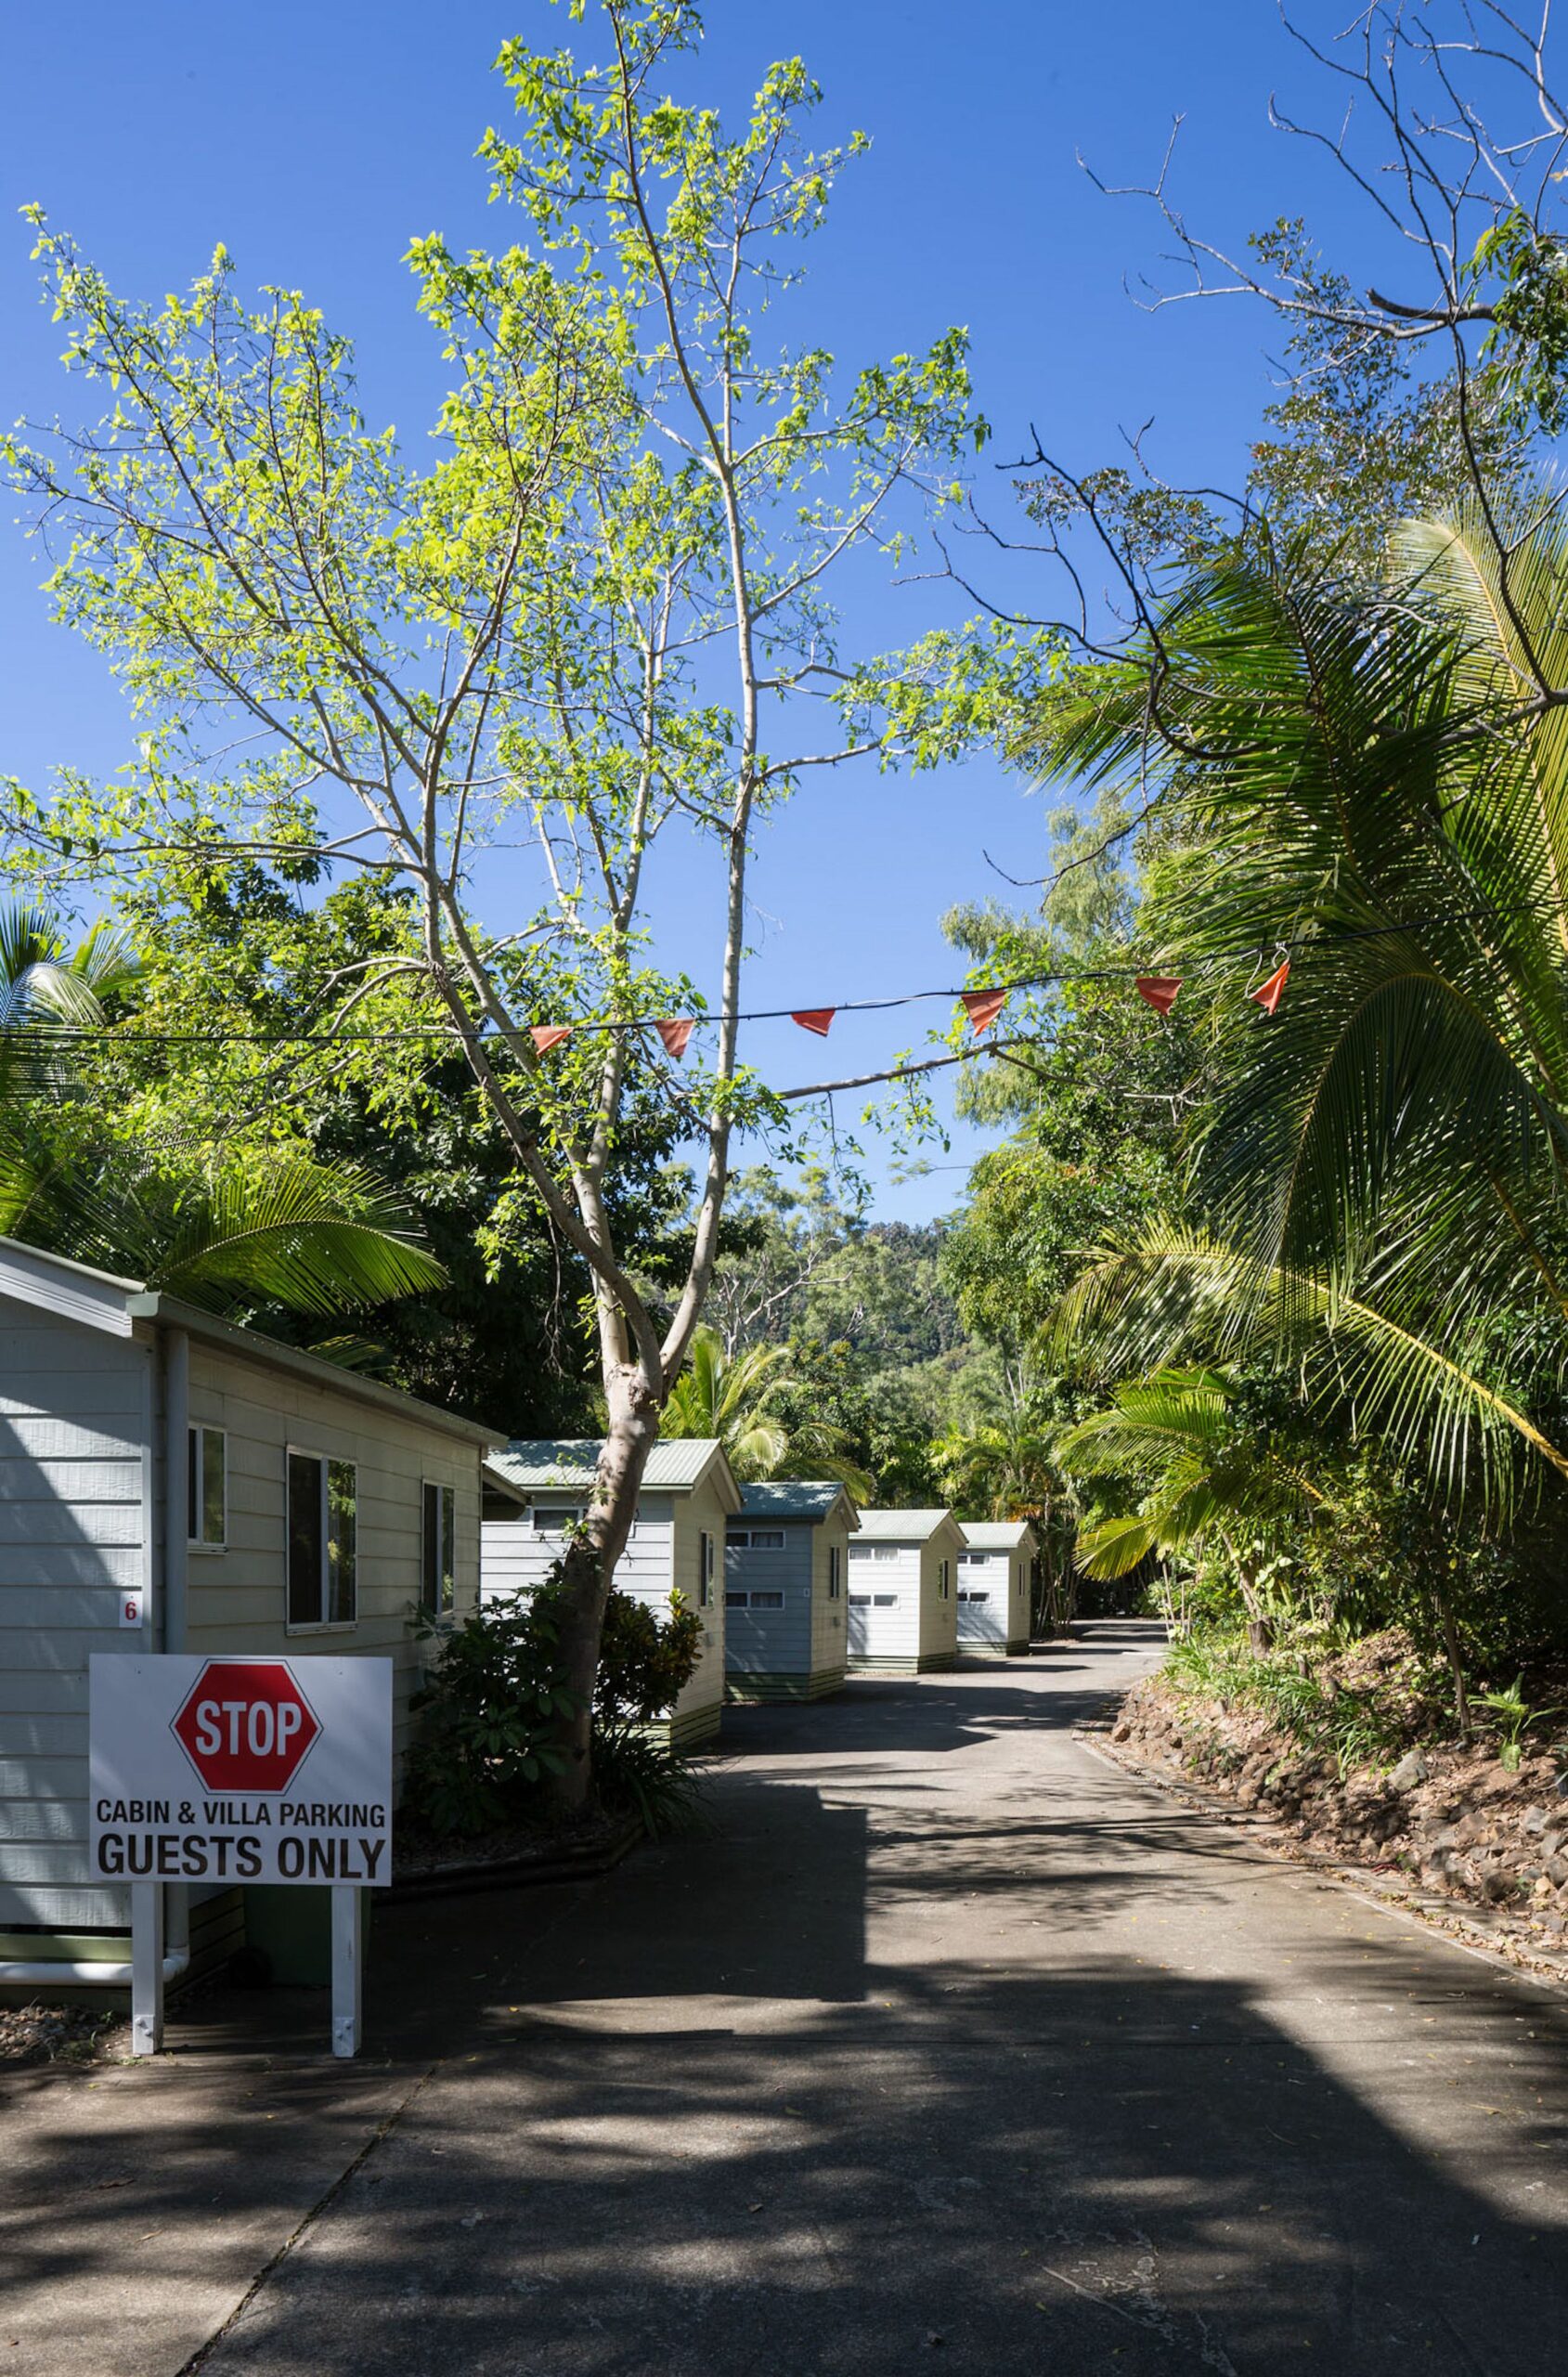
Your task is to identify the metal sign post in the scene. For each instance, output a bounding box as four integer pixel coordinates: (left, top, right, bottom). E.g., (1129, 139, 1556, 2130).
(331, 1884, 362, 2058)
(130, 1877, 164, 2057)
(90, 1654, 394, 2058)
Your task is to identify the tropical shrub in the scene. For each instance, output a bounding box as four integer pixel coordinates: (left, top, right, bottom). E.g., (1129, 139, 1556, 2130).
(405, 1578, 705, 1839)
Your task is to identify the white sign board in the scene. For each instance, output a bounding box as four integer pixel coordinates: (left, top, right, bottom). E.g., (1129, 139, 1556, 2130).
(89, 1654, 394, 1890)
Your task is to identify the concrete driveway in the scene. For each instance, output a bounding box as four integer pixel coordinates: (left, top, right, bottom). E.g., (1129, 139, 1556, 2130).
(10, 1621, 1568, 2374)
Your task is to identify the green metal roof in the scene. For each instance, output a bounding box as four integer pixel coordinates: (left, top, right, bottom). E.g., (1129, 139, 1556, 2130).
(734, 1481, 860, 1527)
(488, 1437, 737, 1495)
(959, 1520, 1038, 1551)
(852, 1507, 958, 1544)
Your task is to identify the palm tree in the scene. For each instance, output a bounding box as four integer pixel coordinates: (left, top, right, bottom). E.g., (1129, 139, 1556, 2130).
(0, 904, 138, 1098)
(1035, 494, 1568, 1500)
(933, 1409, 1063, 1520)
(663, 1326, 873, 1497)
(1056, 1366, 1325, 1644)
(0, 902, 444, 1323)
(0, 1126, 446, 1317)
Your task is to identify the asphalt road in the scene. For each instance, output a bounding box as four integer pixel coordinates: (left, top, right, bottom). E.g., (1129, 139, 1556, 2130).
(8, 1621, 1568, 2376)
(188, 1619, 1568, 2376)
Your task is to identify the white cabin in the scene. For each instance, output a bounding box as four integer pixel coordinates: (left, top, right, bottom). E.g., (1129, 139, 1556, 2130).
(955, 1519, 1039, 1656)
(481, 1438, 741, 1747)
(845, 1508, 966, 1673)
(0, 1236, 499, 1989)
(723, 1481, 860, 1703)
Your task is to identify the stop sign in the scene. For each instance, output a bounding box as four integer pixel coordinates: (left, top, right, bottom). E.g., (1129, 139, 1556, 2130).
(171, 1660, 321, 1794)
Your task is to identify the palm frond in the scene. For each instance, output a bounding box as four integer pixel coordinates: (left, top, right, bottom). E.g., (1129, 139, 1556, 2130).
(147, 1155, 446, 1314)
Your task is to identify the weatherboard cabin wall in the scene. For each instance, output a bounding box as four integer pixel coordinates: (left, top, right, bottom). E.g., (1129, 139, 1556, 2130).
(955, 1523, 1039, 1656)
(847, 1513, 964, 1673)
(917, 1526, 963, 1669)
(0, 1287, 152, 1936)
(724, 1524, 811, 1691)
(182, 1332, 485, 1768)
(481, 1493, 678, 1604)
(667, 1484, 729, 1743)
(847, 1541, 925, 1669)
(812, 1524, 849, 1678)
(723, 1489, 854, 1701)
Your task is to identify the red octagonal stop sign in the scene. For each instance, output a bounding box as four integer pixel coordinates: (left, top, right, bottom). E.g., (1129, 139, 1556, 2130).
(171, 1660, 321, 1794)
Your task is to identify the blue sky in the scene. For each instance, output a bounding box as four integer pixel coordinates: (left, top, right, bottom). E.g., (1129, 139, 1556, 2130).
(1, 2, 1389, 1219)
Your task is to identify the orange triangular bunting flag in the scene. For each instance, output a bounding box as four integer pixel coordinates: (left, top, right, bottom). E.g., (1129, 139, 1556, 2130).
(1134, 975, 1182, 1017)
(530, 1025, 572, 1055)
(961, 987, 1008, 1035)
(1250, 960, 1290, 1016)
(655, 1018, 695, 1059)
(791, 1008, 836, 1036)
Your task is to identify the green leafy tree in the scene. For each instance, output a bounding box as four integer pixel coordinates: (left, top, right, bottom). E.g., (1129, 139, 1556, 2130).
(2, 3, 1035, 1803)
(91, 862, 692, 1425)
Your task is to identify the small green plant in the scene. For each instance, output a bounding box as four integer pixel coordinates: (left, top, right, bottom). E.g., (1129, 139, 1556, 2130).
(404, 1591, 579, 1837)
(1472, 1676, 1562, 1771)
(591, 1726, 711, 1838)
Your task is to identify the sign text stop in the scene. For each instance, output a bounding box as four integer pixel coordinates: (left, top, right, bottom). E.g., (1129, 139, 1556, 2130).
(172, 1659, 321, 1794)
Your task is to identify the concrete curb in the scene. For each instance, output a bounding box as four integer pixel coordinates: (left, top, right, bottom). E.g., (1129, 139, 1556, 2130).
(386, 1815, 642, 1903)
(1075, 1722, 1568, 1996)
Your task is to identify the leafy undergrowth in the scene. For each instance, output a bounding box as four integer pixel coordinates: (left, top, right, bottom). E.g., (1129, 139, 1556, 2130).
(1115, 1628, 1568, 1956)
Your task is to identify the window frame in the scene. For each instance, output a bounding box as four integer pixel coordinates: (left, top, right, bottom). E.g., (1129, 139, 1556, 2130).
(827, 1542, 842, 1599)
(187, 1422, 227, 1552)
(699, 1528, 715, 1608)
(285, 1446, 358, 1632)
(938, 1558, 951, 1599)
(726, 1526, 786, 1552)
(531, 1501, 587, 1534)
(421, 1478, 458, 1618)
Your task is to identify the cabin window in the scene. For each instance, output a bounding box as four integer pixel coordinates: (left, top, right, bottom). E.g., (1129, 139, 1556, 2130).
(851, 1543, 898, 1563)
(938, 1560, 951, 1598)
(873, 1592, 899, 1607)
(725, 1591, 748, 1608)
(287, 1450, 357, 1627)
(958, 1589, 990, 1604)
(727, 1526, 786, 1551)
(187, 1424, 227, 1549)
(849, 1591, 872, 1606)
(959, 1552, 986, 1567)
(421, 1481, 457, 1616)
(828, 1544, 841, 1598)
(699, 1529, 715, 1608)
(1016, 1564, 1026, 1597)
(531, 1503, 586, 1533)
(749, 1590, 784, 1610)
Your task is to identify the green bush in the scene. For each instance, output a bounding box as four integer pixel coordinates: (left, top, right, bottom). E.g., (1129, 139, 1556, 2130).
(1164, 1624, 1409, 1776)
(404, 1578, 706, 1840)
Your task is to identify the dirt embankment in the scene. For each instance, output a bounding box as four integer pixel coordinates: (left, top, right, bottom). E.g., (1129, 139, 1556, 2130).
(1112, 1660, 1568, 1961)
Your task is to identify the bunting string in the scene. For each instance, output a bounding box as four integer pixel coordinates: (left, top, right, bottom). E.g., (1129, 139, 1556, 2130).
(5, 942, 1323, 1056)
